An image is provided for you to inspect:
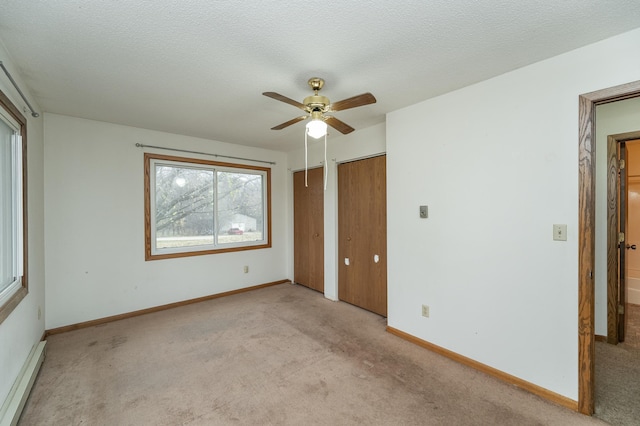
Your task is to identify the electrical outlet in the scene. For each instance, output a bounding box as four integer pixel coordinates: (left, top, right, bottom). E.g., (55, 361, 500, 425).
(419, 205, 428, 218)
(243, 265, 249, 273)
(422, 304, 429, 318)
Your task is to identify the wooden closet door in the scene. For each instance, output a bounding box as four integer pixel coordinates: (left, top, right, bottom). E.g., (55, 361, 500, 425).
(338, 156, 387, 316)
(293, 168, 324, 292)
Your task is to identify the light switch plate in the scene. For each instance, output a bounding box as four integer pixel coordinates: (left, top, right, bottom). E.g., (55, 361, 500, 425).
(420, 205, 428, 218)
(553, 224, 567, 241)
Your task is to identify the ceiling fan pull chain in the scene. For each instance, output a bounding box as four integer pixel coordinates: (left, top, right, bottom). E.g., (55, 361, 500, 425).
(324, 133, 328, 191)
(304, 129, 308, 187)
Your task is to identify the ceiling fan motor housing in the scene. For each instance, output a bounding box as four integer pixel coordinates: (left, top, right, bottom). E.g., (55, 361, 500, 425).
(303, 95, 330, 112)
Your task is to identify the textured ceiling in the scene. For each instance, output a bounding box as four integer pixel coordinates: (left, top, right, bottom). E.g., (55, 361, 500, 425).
(0, 1, 639, 152)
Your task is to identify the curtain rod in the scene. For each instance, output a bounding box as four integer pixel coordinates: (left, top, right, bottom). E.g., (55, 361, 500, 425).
(0, 61, 39, 118)
(135, 143, 276, 165)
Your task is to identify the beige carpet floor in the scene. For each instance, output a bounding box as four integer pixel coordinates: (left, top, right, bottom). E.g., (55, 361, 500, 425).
(622, 302, 640, 350)
(594, 303, 640, 426)
(19, 283, 606, 425)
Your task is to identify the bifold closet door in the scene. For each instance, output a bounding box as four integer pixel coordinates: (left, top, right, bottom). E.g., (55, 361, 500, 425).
(293, 168, 324, 292)
(338, 155, 387, 316)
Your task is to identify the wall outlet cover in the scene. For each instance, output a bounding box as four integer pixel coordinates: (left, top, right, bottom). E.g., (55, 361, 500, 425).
(420, 205, 428, 218)
(421, 304, 429, 317)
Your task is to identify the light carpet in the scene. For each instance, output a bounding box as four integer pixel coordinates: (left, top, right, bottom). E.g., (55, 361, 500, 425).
(20, 284, 606, 425)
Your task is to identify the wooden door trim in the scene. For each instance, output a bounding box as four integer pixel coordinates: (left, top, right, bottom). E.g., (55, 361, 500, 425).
(607, 131, 640, 344)
(578, 80, 640, 415)
(335, 152, 386, 165)
(290, 165, 324, 173)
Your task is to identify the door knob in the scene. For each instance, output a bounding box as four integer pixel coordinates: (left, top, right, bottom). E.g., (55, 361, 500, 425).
(626, 244, 637, 250)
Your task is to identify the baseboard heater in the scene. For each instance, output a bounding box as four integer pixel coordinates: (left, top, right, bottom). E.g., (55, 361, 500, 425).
(0, 341, 46, 426)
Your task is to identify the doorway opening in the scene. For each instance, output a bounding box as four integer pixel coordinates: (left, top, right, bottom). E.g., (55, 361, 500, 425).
(606, 134, 640, 344)
(578, 80, 640, 415)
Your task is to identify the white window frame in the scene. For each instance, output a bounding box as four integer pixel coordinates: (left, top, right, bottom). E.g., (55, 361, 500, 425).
(0, 90, 27, 324)
(144, 153, 271, 261)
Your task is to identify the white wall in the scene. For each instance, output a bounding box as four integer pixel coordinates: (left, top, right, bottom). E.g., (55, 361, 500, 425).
(0, 46, 45, 405)
(287, 123, 386, 301)
(44, 114, 289, 329)
(386, 28, 640, 401)
(5, 22, 640, 408)
(595, 97, 640, 335)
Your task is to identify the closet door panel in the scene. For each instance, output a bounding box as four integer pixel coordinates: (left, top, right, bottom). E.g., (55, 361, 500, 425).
(294, 168, 324, 292)
(338, 156, 387, 316)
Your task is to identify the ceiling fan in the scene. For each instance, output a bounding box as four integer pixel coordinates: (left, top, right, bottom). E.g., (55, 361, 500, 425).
(263, 77, 376, 138)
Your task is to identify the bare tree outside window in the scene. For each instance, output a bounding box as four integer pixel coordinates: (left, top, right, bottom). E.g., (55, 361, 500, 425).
(217, 171, 264, 244)
(155, 165, 214, 249)
(144, 153, 270, 260)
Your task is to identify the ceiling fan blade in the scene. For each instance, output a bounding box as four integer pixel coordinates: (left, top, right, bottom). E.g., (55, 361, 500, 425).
(271, 115, 308, 130)
(325, 116, 355, 135)
(263, 92, 307, 110)
(328, 93, 376, 112)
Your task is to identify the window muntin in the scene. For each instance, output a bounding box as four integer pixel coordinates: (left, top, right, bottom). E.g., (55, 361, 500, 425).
(145, 154, 270, 260)
(0, 90, 27, 323)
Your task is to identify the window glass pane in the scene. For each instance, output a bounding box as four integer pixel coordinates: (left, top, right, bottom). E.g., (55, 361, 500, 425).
(155, 165, 214, 249)
(217, 171, 264, 244)
(145, 154, 270, 260)
(0, 118, 14, 291)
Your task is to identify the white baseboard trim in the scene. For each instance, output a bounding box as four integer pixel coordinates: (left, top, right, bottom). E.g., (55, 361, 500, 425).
(0, 341, 46, 426)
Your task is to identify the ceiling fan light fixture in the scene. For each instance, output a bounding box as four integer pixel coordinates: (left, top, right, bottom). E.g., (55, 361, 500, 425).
(306, 118, 327, 139)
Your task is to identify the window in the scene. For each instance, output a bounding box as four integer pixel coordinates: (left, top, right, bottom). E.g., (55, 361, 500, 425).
(0, 89, 27, 324)
(144, 153, 271, 260)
